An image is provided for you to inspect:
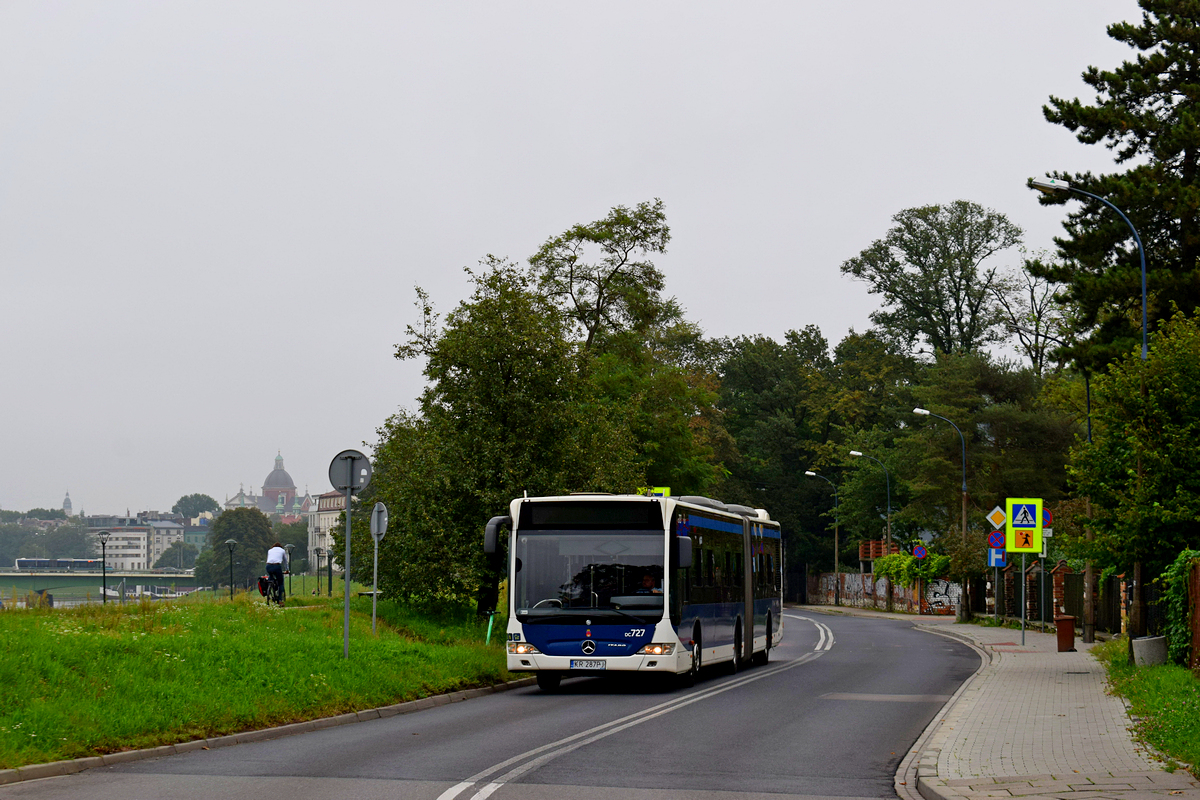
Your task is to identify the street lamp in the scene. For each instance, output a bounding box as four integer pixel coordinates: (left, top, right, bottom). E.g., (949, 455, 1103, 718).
(914, 407, 971, 621)
(804, 471, 840, 606)
(1029, 177, 1148, 360)
(225, 539, 237, 600)
(313, 548, 324, 597)
(284, 543, 294, 599)
(849, 450, 893, 610)
(97, 530, 110, 604)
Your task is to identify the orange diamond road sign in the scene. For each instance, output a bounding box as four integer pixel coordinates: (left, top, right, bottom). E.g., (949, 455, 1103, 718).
(986, 506, 1006, 529)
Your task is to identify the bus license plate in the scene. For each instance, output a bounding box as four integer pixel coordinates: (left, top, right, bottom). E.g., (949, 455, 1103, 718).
(570, 659, 605, 670)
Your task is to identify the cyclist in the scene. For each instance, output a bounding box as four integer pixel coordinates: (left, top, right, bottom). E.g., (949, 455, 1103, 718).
(265, 541, 288, 604)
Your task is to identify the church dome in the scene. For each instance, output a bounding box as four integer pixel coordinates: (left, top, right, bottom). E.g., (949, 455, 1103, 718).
(263, 453, 296, 491)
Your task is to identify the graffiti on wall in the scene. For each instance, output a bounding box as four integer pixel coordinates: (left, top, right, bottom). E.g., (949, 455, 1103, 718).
(925, 579, 961, 611)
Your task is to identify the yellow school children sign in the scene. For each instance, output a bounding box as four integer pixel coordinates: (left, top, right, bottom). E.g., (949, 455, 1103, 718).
(1005, 498, 1042, 553)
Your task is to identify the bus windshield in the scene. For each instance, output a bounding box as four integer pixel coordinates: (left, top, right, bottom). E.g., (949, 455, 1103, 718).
(514, 530, 665, 624)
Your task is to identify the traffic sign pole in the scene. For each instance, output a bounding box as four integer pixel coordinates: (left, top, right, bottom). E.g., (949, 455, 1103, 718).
(1021, 553, 1026, 646)
(329, 450, 372, 660)
(370, 502, 388, 636)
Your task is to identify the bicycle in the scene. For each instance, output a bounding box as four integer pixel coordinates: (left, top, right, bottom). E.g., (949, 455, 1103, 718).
(261, 569, 286, 605)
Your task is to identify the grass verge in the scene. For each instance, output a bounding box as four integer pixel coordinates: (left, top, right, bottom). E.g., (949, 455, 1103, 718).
(0, 593, 514, 769)
(1093, 637, 1200, 773)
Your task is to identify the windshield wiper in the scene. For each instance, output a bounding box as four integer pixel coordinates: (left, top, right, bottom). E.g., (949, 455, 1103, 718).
(592, 606, 650, 623)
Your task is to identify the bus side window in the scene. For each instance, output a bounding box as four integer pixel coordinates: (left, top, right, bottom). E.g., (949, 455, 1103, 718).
(706, 549, 715, 587)
(734, 552, 743, 588)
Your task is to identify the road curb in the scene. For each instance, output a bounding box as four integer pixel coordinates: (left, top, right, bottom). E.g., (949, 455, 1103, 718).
(894, 624, 994, 800)
(0, 676, 537, 787)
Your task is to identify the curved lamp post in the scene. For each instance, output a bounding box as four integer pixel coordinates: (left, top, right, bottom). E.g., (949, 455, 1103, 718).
(1030, 177, 1147, 360)
(97, 530, 110, 604)
(224, 539, 237, 600)
(804, 471, 840, 606)
(850, 450, 893, 610)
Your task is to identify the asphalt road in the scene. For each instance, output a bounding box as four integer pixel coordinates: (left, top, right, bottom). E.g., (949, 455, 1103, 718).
(3, 612, 979, 800)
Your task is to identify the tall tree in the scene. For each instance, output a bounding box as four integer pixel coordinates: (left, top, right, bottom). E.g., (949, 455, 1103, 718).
(716, 327, 837, 572)
(207, 507, 273, 586)
(378, 261, 644, 610)
(993, 253, 1070, 378)
(172, 494, 220, 518)
(841, 201, 1023, 355)
(1034, 0, 1200, 370)
(528, 199, 670, 350)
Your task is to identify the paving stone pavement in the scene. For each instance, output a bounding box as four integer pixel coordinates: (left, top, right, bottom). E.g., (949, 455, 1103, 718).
(793, 606, 1200, 800)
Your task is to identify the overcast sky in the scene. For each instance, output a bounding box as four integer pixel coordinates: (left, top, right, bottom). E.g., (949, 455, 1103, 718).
(1, 1, 1139, 516)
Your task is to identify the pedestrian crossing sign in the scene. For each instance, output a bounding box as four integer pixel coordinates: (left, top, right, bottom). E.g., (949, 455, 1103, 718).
(1005, 498, 1042, 553)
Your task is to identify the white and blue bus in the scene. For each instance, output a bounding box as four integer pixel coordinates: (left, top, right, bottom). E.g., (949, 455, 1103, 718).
(484, 494, 783, 691)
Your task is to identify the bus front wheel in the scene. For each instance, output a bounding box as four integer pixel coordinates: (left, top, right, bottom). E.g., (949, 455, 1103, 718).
(536, 672, 561, 692)
(680, 627, 701, 688)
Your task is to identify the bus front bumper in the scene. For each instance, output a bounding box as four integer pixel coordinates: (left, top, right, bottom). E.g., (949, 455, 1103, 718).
(507, 650, 689, 674)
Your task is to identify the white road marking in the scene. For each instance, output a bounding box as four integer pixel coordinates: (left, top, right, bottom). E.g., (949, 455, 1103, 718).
(441, 616, 836, 800)
(785, 613, 834, 651)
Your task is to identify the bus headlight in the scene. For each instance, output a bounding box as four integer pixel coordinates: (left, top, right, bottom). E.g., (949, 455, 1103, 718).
(635, 643, 675, 656)
(508, 642, 540, 655)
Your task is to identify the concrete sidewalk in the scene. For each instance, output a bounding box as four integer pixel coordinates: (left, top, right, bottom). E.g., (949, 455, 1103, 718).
(794, 605, 1200, 800)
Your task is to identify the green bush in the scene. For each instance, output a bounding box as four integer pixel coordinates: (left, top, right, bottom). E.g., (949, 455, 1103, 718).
(874, 552, 951, 588)
(1158, 549, 1200, 667)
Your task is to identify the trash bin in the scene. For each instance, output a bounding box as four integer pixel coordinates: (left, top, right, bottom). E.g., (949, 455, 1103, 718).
(1054, 615, 1076, 652)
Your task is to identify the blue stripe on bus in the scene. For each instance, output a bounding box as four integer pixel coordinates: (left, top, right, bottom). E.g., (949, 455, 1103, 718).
(687, 517, 742, 534)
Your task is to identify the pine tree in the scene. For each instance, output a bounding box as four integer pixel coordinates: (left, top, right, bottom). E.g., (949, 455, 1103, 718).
(1034, 0, 1200, 369)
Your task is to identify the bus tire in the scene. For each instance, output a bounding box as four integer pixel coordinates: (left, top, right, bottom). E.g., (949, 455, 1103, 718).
(754, 613, 772, 666)
(729, 621, 742, 675)
(536, 672, 561, 692)
(680, 626, 701, 688)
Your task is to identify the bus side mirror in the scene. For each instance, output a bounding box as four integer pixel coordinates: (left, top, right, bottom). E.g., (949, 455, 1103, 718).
(676, 535, 693, 567)
(484, 516, 512, 555)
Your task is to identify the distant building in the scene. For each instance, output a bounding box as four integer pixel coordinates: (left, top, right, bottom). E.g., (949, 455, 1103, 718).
(307, 490, 345, 570)
(225, 453, 313, 523)
(148, 520, 184, 565)
(84, 515, 151, 570)
(63, 491, 73, 517)
(183, 512, 213, 552)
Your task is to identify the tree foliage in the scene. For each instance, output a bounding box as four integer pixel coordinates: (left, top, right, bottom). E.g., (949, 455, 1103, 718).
(152, 541, 198, 570)
(1069, 313, 1200, 577)
(368, 261, 644, 608)
(172, 494, 220, 518)
(207, 507, 273, 586)
(0, 521, 93, 563)
(529, 199, 670, 350)
(1034, 0, 1200, 370)
(841, 201, 1023, 354)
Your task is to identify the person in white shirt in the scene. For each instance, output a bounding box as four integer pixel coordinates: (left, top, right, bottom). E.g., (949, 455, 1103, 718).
(266, 541, 288, 602)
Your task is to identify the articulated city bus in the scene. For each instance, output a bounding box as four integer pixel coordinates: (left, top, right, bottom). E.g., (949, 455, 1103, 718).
(13, 558, 111, 571)
(484, 494, 783, 691)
